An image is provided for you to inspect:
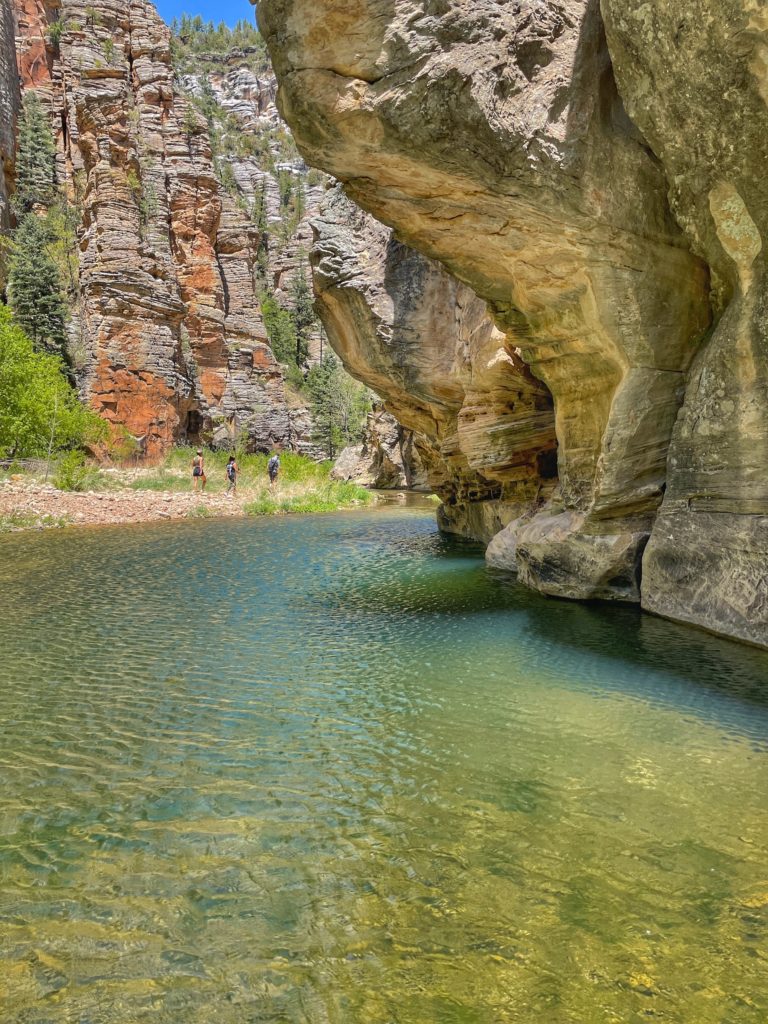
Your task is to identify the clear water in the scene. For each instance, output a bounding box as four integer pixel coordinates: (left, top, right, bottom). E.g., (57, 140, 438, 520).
(1, 505, 767, 1024)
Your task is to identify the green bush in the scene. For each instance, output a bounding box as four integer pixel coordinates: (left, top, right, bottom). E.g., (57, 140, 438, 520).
(0, 306, 107, 458)
(53, 450, 101, 491)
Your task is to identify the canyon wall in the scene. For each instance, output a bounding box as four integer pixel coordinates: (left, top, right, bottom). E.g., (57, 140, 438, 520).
(601, 1, 768, 646)
(10, 0, 310, 457)
(257, 0, 767, 646)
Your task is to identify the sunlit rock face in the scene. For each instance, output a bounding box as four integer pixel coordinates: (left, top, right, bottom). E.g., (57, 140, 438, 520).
(13, 0, 294, 457)
(257, 0, 711, 603)
(602, 0, 768, 646)
(313, 186, 558, 542)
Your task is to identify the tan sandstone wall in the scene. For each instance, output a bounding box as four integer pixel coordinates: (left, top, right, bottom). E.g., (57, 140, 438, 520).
(257, 0, 711, 603)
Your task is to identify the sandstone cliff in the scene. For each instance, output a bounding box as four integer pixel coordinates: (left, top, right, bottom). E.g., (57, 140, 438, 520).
(11, 0, 308, 457)
(257, 0, 767, 646)
(314, 185, 556, 540)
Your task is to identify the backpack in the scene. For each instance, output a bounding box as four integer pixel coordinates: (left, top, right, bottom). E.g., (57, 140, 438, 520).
(227, 462, 236, 480)
(268, 456, 279, 472)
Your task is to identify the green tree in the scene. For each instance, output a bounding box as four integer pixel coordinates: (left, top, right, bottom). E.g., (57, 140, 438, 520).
(253, 179, 270, 287)
(305, 353, 372, 460)
(7, 214, 68, 358)
(290, 260, 315, 368)
(0, 306, 105, 457)
(261, 294, 297, 366)
(13, 93, 57, 215)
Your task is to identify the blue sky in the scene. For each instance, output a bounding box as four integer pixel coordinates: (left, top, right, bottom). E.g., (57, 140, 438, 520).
(152, 0, 257, 28)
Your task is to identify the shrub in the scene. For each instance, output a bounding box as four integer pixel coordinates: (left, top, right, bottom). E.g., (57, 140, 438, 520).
(53, 450, 100, 491)
(0, 307, 106, 458)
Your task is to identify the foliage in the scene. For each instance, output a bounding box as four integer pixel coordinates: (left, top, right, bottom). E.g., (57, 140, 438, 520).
(0, 307, 106, 458)
(305, 353, 373, 460)
(106, 425, 139, 463)
(126, 167, 158, 237)
(53, 449, 101, 492)
(261, 294, 298, 366)
(187, 503, 214, 518)
(47, 19, 66, 49)
(170, 15, 267, 64)
(12, 93, 57, 215)
(290, 258, 315, 367)
(244, 481, 372, 516)
(7, 214, 68, 357)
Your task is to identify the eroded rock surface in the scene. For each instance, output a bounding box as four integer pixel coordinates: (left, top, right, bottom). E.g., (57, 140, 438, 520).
(331, 405, 427, 490)
(314, 186, 557, 541)
(602, 0, 768, 645)
(0, 0, 19, 238)
(258, 0, 711, 603)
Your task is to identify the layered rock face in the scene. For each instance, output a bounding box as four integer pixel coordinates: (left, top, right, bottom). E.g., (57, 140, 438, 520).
(13, 0, 297, 457)
(314, 186, 557, 540)
(179, 51, 327, 345)
(258, 0, 768, 645)
(0, 1, 19, 238)
(331, 405, 427, 491)
(602, 1, 768, 646)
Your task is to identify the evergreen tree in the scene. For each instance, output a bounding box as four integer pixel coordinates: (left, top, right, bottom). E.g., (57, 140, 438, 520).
(305, 353, 372, 460)
(290, 258, 315, 368)
(8, 214, 68, 358)
(261, 294, 297, 366)
(13, 93, 57, 215)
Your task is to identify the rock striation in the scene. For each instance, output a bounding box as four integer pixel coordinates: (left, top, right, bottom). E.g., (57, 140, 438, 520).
(314, 185, 556, 540)
(11, 0, 302, 458)
(258, 0, 767, 645)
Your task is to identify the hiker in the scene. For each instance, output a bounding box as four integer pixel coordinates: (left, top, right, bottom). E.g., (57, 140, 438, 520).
(267, 452, 280, 487)
(225, 454, 238, 495)
(192, 449, 206, 491)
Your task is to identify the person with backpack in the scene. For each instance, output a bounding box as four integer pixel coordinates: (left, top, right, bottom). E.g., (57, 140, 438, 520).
(267, 452, 280, 487)
(225, 455, 238, 495)
(192, 449, 206, 492)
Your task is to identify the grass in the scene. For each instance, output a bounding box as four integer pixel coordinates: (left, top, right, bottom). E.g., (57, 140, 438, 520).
(128, 449, 374, 517)
(244, 480, 373, 517)
(131, 448, 340, 497)
(0, 511, 71, 533)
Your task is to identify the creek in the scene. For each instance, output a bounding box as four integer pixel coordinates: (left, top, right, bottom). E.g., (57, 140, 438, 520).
(1, 504, 767, 1022)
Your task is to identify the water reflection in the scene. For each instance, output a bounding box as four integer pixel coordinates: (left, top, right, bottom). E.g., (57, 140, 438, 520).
(0, 508, 767, 1022)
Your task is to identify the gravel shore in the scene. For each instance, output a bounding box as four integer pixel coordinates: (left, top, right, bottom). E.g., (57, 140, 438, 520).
(0, 477, 248, 530)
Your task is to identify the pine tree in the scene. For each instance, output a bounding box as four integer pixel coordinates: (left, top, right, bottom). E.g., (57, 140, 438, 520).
(13, 93, 57, 215)
(305, 353, 372, 460)
(8, 214, 68, 359)
(290, 258, 315, 368)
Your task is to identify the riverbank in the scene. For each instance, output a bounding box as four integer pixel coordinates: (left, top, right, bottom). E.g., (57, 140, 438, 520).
(0, 459, 373, 532)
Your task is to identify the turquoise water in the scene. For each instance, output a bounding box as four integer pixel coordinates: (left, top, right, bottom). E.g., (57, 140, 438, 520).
(1, 505, 767, 1023)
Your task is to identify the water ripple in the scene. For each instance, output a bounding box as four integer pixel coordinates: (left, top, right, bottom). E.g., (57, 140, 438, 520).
(1, 509, 767, 1022)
